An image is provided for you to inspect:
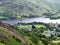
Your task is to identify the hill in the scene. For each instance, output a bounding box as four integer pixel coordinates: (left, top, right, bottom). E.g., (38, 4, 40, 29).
(0, 22, 60, 45)
(0, 22, 47, 45)
(0, 0, 57, 19)
(0, 22, 29, 45)
(0, 0, 60, 19)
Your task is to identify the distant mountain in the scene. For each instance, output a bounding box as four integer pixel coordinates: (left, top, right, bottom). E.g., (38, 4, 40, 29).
(0, 0, 60, 19)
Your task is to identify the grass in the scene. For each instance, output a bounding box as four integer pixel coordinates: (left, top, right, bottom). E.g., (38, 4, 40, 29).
(18, 24, 46, 29)
(0, 27, 22, 45)
(52, 40, 60, 43)
(0, 43, 5, 45)
(0, 23, 60, 45)
(0, 16, 7, 18)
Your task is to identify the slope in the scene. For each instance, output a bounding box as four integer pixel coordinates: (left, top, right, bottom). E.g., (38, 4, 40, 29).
(0, 0, 52, 19)
(0, 22, 29, 45)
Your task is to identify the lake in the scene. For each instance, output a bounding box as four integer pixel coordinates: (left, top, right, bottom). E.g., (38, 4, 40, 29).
(2, 17, 60, 25)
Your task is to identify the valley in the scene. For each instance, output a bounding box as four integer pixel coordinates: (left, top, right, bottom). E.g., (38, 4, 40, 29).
(2, 17, 60, 26)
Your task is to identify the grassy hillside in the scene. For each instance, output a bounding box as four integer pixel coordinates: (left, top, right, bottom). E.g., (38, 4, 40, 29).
(0, 0, 60, 19)
(0, 22, 46, 45)
(0, 22, 60, 45)
(0, 22, 29, 45)
(0, 27, 22, 45)
(0, 0, 59, 19)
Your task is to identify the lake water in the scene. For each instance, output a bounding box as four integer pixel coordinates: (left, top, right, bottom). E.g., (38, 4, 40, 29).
(2, 17, 60, 25)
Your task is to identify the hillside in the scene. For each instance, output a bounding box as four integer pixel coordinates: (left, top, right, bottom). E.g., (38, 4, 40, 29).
(0, 22, 29, 45)
(0, 0, 60, 19)
(0, 22, 46, 45)
(0, 22, 49, 45)
(0, 22, 60, 45)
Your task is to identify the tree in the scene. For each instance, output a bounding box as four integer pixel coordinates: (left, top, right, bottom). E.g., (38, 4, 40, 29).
(32, 25, 36, 29)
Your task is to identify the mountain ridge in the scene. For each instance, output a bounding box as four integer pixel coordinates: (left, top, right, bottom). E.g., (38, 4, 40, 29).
(0, 0, 60, 19)
(0, 0, 52, 19)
